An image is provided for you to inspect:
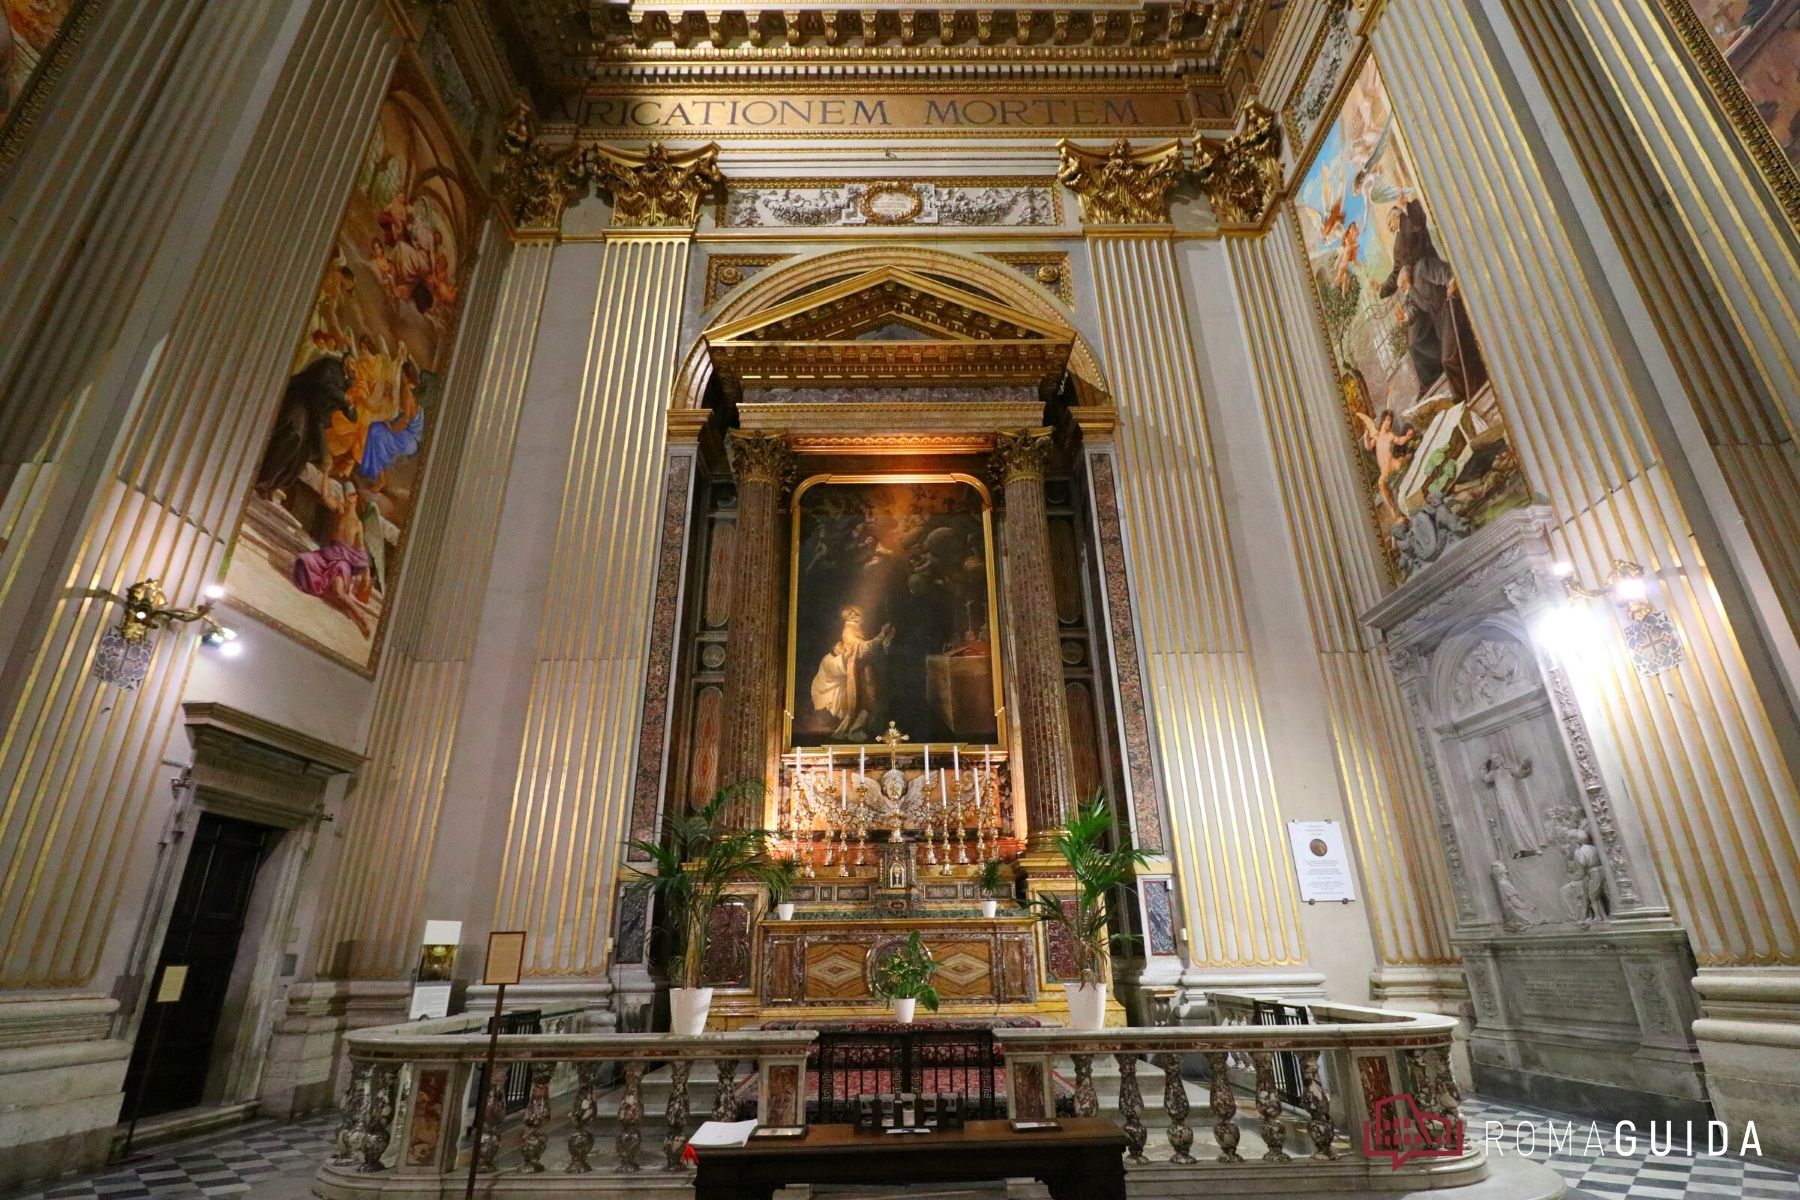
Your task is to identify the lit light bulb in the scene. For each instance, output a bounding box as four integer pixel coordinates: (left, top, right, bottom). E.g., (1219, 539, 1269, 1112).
(1611, 576, 1648, 603)
(1530, 601, 1605, 666)
(1550, 561, 1575, 579)
(203, 584, 226, 601)
(221, 626, 238, 640)
(219, 641, 244, 659)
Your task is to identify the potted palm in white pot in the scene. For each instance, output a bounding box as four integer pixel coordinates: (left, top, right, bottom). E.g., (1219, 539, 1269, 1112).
(870, 931, 941, 1024)
(976, 858, 1010, 918)
(630, 780, 789, 1034)
(1023, 794, 1152, 1030)
(769, 856, 802, 921)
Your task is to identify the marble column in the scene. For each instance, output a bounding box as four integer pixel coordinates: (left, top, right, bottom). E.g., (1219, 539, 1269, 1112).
(717, 431, 793, 828)
(994, 429, 1078, 839)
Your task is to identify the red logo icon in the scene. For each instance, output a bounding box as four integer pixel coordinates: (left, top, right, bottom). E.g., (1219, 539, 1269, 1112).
(1362, 1093, 1465, 1168)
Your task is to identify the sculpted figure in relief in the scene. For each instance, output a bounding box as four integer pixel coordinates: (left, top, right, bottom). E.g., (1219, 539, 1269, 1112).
(1480, 748, 1545, 858)
(1490, 861, 1539, 932)
(1558, 824, 1611, 928)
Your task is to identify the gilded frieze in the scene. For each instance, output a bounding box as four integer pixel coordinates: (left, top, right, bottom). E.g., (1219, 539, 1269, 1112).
(720, 178, 1061, 228)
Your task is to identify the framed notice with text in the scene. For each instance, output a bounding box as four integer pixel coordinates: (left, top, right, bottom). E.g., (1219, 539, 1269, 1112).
(1287, 820, 1356, 904)
(483, 930, 526, 986)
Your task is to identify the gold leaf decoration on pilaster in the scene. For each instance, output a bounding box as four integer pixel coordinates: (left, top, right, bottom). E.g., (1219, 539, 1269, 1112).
(726, 429, 796, 488)
(577, 141, 725, 228)
(1192, 102, 1284, 227)
(990, 426, 1056, 484)
(1055, 138, 1186, 225)
(490, 99, 588, 234)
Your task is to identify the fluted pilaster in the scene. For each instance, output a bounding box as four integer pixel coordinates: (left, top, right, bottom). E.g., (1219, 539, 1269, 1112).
(494, 231, 696, 975)
(717, 431, 793, 828)
(316, 235, 551, 978)
(994, 429, 1078, 838)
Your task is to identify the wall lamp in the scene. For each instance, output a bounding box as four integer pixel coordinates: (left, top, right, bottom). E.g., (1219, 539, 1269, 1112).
(1543, 558, 1684, 678)
(91, 579, 240, 689)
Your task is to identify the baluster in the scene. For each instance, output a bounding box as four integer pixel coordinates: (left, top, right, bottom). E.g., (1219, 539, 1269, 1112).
(1114, 1053, 1147, 1163)
(1431, 1045, 1463, 1121)
(1298, 1051, 1337, 1160)
(1204, 1052, 1242, 1163)
(712, 1058, 739, 1121)
(1155, 1053, 1196, 1164)
(616, 1061, 645, 1172)
(1251, 1051, 1290, 1163)
(333, 1060, 370, 1165)
(477, 1065, 506, 1171)
(1071, 1053, 1098, 1117)
(519, 1062, 552, 1172)
(664, 1059, 693, 1170)
(565, 1062, 599, 1173)
(358, 1063, 398, 1172)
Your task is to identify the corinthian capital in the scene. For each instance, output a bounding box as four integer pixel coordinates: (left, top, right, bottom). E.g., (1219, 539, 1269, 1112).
(991, 427, 1056, 485)
(1192, 103, 1284, 227)
(1055, 138, 1185, 225)
(726, 430, 795, 488)
(490, 100, 589, 234)
(575, 142, 724, 229)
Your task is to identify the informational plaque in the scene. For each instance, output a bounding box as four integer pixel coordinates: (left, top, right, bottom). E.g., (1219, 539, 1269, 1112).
(155, 964, 188, 1004)
(409, 919, 462, 1020)
(483, 930, 527, 986)
(1287, 820, 1357, 903)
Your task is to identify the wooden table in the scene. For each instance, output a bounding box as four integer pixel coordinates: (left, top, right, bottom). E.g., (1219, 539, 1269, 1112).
(692, 1118, 1129, 1200)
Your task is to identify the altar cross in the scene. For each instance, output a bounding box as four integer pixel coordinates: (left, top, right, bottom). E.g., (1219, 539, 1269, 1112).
(876, 721, 910, 749)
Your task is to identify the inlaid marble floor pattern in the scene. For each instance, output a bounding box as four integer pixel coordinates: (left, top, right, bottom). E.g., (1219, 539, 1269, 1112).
(7, 1095, 1797, 1200)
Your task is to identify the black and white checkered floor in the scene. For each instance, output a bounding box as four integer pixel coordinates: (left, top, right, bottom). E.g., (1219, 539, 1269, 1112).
(7, 1097, 1796, 1200)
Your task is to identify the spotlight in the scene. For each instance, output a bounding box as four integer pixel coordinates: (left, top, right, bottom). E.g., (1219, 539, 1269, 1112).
(1550, 561, 1575, 579)
(1611, 576, 1648, 604)
(218, 641, 244, 659)
(202, 584, 226, 601)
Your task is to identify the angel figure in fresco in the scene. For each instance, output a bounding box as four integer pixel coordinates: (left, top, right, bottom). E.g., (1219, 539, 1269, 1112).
(810, 605, 896, 739)
(1353, 408, 1416, 522)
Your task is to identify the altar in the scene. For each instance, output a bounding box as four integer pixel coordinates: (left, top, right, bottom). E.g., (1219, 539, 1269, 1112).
(650, 261, 1143, 1030)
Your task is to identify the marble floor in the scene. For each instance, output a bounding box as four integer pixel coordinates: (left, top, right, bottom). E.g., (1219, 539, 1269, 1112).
(6, 1095, 1795, 1200)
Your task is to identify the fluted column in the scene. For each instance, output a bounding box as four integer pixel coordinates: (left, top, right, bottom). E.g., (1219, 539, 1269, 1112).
(994, 429, 1078, 838)
(717, 431, 793, 827)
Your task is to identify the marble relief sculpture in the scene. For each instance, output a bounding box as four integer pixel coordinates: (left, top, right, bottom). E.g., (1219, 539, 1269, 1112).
(1479, 749, 1544, 858)
(1489, 861, 1539, 932)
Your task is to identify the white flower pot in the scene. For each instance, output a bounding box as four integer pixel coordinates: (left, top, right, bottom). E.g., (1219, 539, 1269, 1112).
(1064, 981, 1108, 1030)
(670, 986, 714, 1034)
(891, 998, 917, 1024)
(980, 899, 998, 918)
(777, 902, 795, 921)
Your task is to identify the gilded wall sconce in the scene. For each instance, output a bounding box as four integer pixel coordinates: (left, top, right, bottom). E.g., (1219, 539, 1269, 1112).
(90, 579, 238, 689)
(1552, 559, 1685, 678)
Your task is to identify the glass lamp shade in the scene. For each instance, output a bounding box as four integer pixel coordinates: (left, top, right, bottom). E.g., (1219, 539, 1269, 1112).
(91, 627, 154, 689)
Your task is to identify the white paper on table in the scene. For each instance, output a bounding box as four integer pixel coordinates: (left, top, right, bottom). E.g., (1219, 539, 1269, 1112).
(688, 1120, 759, 1148)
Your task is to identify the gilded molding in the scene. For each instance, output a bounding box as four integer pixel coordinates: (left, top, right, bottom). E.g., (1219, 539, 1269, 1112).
(991, 427, 1057, 485)
(0, 0, 102, 179)
(1056, 138, 1186, 225)
(1193, 103, 1284, 226)
(704, 253, 792, 306)
(983, 252, 1076, 305)
(579, 140, 724, 228)
(726, 429, 795, 488)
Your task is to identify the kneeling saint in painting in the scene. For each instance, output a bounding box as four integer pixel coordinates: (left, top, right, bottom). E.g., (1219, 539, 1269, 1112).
(810, 606, 896, 740)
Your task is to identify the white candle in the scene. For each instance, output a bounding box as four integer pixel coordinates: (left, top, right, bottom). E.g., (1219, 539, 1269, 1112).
(924, 744, 931, 776)
(860, 747, 866, 776)
(827, 745, 834, 771)
(840, 769, 847, 802)
(953, 744, 961, 779)
(940, 769, 948, 803)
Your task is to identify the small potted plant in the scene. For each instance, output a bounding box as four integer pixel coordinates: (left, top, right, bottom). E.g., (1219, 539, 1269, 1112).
(629, 780, 789, 1034)
(769, 856, 803, 921)
(1022, 793, 1152, 1030)
(976, 858, 1009, 918)
(870, 931, 941, 1024)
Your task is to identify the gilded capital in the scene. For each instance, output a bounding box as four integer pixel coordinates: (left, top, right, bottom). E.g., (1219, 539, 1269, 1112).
(490, 100, 588, 234)
(1055, 138, 1185, 225)
(576, 141, 724, 229)
(991, 427, 1056, 485)
(1192, 103, 1284, 227)
(726, 430, 795, 487)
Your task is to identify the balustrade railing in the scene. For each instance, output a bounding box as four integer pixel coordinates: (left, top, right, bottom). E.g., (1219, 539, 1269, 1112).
(318, 994, 1480, 1196)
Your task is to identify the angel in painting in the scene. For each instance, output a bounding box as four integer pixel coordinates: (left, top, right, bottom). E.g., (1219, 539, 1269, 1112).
(1353, 408, 1417, 522)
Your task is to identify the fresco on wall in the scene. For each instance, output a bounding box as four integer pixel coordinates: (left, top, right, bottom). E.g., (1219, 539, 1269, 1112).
(1294, 54, 1529, 578)
(1, 0, 75, 127)
(1684, 0, 1800, 174)
(226, 74, 475, 671)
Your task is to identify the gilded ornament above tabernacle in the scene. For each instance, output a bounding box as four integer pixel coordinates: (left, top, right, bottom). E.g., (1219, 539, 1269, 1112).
(991, 428, 1056, 484)
(1192, 103, 1284, 227)
(1054, 138, 1186, 225)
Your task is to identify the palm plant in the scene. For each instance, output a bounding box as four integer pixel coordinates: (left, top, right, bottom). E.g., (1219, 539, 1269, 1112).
(870, 931, 942, 1012)
(1022, 793, 1154, 985)
(628, 780, 791, 989)
(976, 858, 1009, 901)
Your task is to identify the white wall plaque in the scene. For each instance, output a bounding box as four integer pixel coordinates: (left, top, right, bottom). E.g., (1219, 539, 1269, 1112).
(1288, 819, 1357, 903)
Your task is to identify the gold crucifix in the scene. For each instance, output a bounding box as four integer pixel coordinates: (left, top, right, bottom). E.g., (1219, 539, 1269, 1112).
(876, 721, 910, 753)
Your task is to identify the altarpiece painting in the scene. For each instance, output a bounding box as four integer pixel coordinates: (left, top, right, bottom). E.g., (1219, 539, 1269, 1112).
(1680, 0, 1800, 177)
(787, 477, 1002, 749)
(1, 0, 75, 126)
(1295, 54, 1529, 578)
(226, 72, 475, 671)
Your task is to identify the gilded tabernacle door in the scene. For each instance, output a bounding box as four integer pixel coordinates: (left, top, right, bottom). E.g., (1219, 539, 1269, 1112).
(785, 474, 1003, 752)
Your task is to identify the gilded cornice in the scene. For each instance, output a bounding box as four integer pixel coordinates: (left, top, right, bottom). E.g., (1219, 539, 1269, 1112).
(1192, 102, 1284, 226)
(1055, 137, 1186, 225)
(991, 427, 1057, 484)
(577, 140, 724, 227)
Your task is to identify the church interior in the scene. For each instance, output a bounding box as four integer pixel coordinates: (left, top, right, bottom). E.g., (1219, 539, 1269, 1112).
(3, 0, 1800, 1197)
